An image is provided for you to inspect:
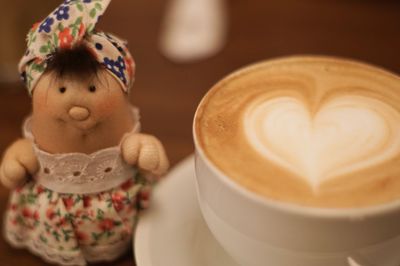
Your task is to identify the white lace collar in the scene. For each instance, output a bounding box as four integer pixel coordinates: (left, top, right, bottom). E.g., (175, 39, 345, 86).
(23, 106, 141, 194)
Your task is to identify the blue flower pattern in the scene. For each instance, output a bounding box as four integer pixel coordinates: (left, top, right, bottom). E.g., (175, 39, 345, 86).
(21, 0, 135, 93)
(39, 17, 54, 33)
(54, 5, 70, 21)
(103, 56, 127, 84)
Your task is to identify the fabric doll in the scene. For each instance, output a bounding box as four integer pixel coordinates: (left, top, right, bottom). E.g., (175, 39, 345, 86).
(0, 0, 169, 265)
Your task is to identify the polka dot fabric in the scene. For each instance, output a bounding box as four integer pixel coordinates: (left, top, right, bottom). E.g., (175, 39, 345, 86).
(18, 0, 135, 94)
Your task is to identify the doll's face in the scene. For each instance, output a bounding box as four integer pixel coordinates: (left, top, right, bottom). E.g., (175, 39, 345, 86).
(32, 70, 128, 131)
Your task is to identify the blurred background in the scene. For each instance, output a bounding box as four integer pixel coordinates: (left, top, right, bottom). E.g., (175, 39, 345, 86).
(1, 0, 400, 265)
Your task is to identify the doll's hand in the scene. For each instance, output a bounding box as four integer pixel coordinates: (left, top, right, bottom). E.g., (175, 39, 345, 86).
(121, 133, 169, 176)
(0, 139, 39, 189)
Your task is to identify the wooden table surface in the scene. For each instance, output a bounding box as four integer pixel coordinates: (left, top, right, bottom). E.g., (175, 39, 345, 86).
(1, 0, 400, 265)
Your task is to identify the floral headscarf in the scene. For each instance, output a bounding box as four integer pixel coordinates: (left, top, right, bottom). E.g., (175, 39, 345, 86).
(19, 0, 135, 95)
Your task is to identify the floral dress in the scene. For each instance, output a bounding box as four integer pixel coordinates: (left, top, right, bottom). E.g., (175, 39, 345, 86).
(3, 107, 152, 266)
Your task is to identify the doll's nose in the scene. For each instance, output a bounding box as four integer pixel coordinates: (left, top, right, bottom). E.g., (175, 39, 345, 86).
(69, 106, 90, 121)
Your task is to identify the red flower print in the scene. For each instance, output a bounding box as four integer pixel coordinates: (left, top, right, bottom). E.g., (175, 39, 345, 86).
(83, 196, 91, 208)
(112, 193, 125, 212)
(57, 217, 66, 227)
(125, 57, 134, 78)
(36, 186, 45, 194)
(121, 179, 133, 191)
(75, 231, 87, 241)
(99, 218, 115, 231)
(76, 209, 83, 217)
(15, 187, 23, 193)
(114, 204, 124, 212)
(11, 218, 18, 226)
(63, 197, 74, 211)
(46, 208, 55, 220)
(10, 204, 17, 211)
(139, 187, 151, 201)
(78, 23, 85, 38)
(33, 211, 40, 221)
(31, 22, 40, 31)
(59, 28, 74, 49)
(34, 58, 42, 64)
(22, 208, 32, 218)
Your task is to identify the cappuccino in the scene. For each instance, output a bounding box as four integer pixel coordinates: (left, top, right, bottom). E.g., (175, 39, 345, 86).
(195, 56, 400, 208)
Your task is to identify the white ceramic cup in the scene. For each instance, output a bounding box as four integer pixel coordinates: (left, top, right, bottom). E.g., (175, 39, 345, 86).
(193, 88, 400, 266)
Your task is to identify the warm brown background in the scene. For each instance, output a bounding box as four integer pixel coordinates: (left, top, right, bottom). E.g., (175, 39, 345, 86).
(1, 0, 400, 265)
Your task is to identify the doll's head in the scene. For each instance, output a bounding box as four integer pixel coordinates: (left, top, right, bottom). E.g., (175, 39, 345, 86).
(18, 0, 136, 132)
(32, 44, 130, 131)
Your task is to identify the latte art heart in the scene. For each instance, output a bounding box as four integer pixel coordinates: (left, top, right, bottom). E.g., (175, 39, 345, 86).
(244, 95, 400, 191)
(196, 57, 400, 207)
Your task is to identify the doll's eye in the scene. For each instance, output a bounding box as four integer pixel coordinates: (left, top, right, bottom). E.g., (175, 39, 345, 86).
(89, 85, 96, 93)
(59, 87, 66, 94)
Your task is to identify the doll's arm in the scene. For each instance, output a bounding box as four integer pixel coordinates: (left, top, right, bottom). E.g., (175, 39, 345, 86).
(121, 133, 169, 176)
(0, 138, 39, 189)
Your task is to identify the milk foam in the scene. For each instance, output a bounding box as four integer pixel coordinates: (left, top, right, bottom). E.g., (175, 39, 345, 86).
(196, 56, 400, 207)
(244, 95, 400, 191)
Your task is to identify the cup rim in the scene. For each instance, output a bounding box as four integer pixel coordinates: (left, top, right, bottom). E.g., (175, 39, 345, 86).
(192, 55, 400, 219)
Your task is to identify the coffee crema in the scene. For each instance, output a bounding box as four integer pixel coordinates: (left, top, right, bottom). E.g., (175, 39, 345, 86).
(194, 56, 400, 208)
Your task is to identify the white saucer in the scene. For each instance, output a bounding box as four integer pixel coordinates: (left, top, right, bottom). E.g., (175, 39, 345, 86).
(134, 155, 239, 266)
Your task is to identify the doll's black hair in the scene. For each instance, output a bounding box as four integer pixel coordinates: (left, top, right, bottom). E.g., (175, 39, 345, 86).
(45, 43, 102, 80)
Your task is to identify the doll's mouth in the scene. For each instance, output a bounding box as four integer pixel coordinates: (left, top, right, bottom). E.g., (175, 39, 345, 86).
(66, 118, 99, 132)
